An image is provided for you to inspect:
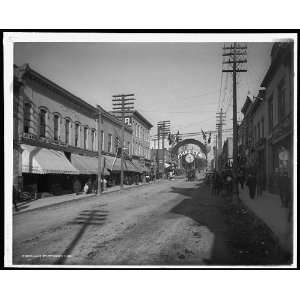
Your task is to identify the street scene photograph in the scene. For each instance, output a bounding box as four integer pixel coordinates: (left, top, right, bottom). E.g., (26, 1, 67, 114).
(7, 33, 296, 267)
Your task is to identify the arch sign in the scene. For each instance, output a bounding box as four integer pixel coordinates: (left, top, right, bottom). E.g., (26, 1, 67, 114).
(171, 138, 208, 159)
(178, 150, 205, 160)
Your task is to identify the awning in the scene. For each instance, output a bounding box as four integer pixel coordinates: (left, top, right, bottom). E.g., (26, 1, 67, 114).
(71, 154, 109, 176)
(124, 160, 140, 172)
(21, 144, 78, 175)
(132, 159, 150, 173)
(104, 155, 139, 173)
(104, 155, 122, 172)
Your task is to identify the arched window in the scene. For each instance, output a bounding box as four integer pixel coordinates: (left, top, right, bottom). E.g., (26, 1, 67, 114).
(65, 118, 71, 145)
(75, 122, 80, 147)
(39, 108, 47, 138)
(53, 114, 60, 141)
(91, 128, 96, 151)
(24, 102, 31, 133)
(83, 126, 88, 149)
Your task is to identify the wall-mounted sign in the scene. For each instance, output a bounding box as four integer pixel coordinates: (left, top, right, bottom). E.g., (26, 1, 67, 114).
(125, 117, 131, 125)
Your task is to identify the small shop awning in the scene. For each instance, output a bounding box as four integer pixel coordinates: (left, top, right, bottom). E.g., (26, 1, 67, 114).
(21, 144, 78, 175)
(104, 155, 139, 173)
(124, 160, 140, 172)
(131, 159, 150, 173)
(71, 154, 109, 176)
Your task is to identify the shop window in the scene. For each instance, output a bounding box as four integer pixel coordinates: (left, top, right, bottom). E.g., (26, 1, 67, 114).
(39, 108, 47, 138)
(65, 119, 70, 144)
(24, 102, 31, 133)
(53, 114, 60, 141)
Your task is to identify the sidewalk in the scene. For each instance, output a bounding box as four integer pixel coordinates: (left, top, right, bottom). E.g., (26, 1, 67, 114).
(14, 181, 156, 215)
(238, 185, 293, 254)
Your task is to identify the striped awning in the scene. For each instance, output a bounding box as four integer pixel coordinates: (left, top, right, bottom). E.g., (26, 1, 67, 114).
(21, 144, 78, 175)
(71, 154, 109, 176)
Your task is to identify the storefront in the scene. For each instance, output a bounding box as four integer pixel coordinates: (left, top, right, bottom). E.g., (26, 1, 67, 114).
(21, 144, 79, 197)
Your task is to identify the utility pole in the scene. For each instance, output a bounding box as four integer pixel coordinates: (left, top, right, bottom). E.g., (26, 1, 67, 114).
(222, 43, 247, 202)
(157, 120, 170, 179)
(96, 105, 103, 195)
(112, 93, 135, 190)
(216, 108, 226, 171)
(155, 128, 160, 181)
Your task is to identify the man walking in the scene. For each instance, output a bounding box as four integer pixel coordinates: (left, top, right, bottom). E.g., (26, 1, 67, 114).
(246, 172, 257, 199)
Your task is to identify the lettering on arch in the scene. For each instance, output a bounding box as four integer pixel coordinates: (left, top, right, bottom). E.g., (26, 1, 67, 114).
(171, 139, 207, 158)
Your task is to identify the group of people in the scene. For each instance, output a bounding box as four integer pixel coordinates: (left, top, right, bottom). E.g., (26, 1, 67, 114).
(208, 167, 264, 199)
(209, 169, 233, 196)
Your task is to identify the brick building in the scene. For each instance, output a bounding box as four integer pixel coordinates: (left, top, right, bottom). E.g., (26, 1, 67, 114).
(238, 42, 294, 194)
(13, 64, 139, 196)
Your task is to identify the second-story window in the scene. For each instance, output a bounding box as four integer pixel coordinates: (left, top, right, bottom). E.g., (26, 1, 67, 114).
(39, 108, 47, 138)
(83, 127, 88, 149)
(65, 119, 70, 144)
(108, 134, 112, 152)
(54, 115, 59, 141)
(101, 130, 104, 150)
(278, 80, 286, 122)
(24, 103, 31, 133)
(268, 95, 273, 133)
(91, 129, 96, 151)
(75, 123, 80, 147)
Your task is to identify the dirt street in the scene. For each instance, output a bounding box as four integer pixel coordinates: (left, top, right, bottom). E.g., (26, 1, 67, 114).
(13, 178, 285, 266)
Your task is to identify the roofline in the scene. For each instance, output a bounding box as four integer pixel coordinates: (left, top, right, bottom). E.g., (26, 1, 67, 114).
(15, 64, 132, 132)
(132, 110, 153, 128)
(19, 63, 98, 113)
(260, 42, 293, 88)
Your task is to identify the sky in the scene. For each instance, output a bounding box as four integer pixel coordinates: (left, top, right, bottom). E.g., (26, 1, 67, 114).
(14, 42, 273, 147)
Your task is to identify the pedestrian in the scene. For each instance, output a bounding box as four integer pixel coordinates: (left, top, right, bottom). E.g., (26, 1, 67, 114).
(278, 170, 290, 208)
(215, 172, 222, 195)
(73, 178, 81, 195)
(13, 185, 19, 211)
(83, 182, 89, 194)
(238, 170, 245, 189)
(256, 170, 263, 197)
(246, 172, 257, 199)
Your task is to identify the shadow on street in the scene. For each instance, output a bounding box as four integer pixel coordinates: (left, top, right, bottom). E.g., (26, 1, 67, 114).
(56, 206, 108, 264)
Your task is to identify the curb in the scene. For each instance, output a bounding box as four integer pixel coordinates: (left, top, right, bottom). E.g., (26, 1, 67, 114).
(13, 181, 161, 216)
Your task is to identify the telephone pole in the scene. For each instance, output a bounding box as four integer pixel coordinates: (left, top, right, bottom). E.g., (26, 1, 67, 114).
(155, 127, 160, 181)
(112, 93, 135, 190)
(216, 108, 226, 171)
(222, 43, 247, 202)
(157, 120, 170, 179)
